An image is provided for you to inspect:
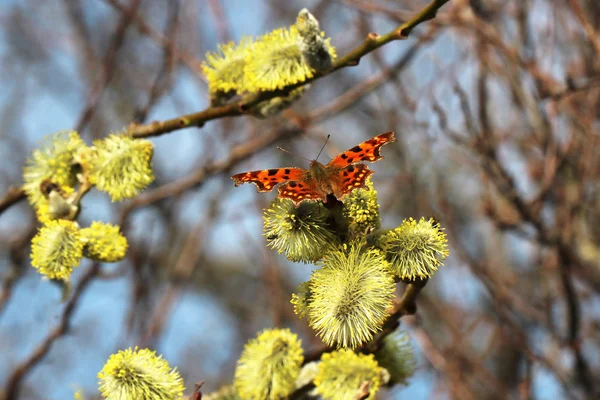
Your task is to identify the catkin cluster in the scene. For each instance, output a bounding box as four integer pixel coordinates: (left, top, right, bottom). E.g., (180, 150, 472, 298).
(224, 175, 448, 399)
(265, 178, 449, 348)
(23, 130, 152, 281)
(202, 8, 336, 116)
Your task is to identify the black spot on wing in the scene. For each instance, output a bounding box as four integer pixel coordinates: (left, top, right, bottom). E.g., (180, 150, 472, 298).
(350, 145, 362, 153)
(284, 169, 291, 174)
(248, 180, 269, 191)
(268, 169, 278, 176)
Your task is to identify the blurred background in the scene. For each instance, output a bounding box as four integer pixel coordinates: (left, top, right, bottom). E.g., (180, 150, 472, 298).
(1, 0, 600, 399)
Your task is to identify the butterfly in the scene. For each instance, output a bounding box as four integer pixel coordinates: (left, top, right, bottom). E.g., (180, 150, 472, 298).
(231, 132, 396, 205)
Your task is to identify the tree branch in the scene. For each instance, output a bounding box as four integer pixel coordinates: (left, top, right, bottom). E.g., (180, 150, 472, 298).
(4, 262, 101, 400)
(127, 0, 451, 139)
(0, 186, 25, 216)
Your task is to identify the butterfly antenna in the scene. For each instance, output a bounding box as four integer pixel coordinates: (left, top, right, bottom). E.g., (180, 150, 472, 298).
(277, 146, 311, 162)
(315, 134, 330, 161)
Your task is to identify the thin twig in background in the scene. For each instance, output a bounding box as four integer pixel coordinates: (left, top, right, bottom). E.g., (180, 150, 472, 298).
(75, 0, 144, 133)
(4, 263, 101, 400)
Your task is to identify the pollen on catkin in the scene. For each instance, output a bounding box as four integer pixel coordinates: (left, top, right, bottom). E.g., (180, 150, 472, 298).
(23, 131, 85, 209)
(314, 349, 384, 400)
(97, 347, 184, 400)
(379, 217, 449, 280)
(30, 219, 84, 280)
(290, 281, 312, 320)
(88, 134, 155, 201)
(343, 178, 380, 237)
(243, 14, 336, 93)
(35, 201, 54, 225)
(374, 330, 416, 385)
(202, 36, 256, 94)
(234, 328, 304, 400)
(243, 25, 312, 92)
(307, 243, 395, 348)
(202, 8, 335, 97)
(264, 198, 339, 263)
(80, 221, 128, 262)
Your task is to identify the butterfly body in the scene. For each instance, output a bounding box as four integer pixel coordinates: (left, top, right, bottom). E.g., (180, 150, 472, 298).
(306, 160, 336, 197)
(232, 131, 396, 205)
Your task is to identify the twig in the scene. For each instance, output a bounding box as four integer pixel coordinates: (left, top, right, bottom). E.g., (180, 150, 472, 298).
(309, 30, 436, 122)
(4, 262, 101, 400)
(133, 0, 180, 123)
(566, 0, 600, 58)
(0, 225, 36, 318)
(75, 0, 143, 133)
(0, 186, 25, 216)
(103, 0, 206, 79)
(126, 0, 451, 139)
(188, 381, 204, 400)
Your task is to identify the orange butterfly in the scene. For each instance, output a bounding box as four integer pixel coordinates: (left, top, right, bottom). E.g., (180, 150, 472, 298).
(231, 132, 396, 205)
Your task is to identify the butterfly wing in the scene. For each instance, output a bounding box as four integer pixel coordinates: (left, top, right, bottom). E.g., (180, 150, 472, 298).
(332, 164, 374, 198)
(327, 131, 396, 168)
(232, 168, 306, 192)
(278, 180, 324, 205)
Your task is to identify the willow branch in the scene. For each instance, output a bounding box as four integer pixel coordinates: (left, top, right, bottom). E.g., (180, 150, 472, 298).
(0, 186, 25, 216)
(127, 0, 450, 139)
